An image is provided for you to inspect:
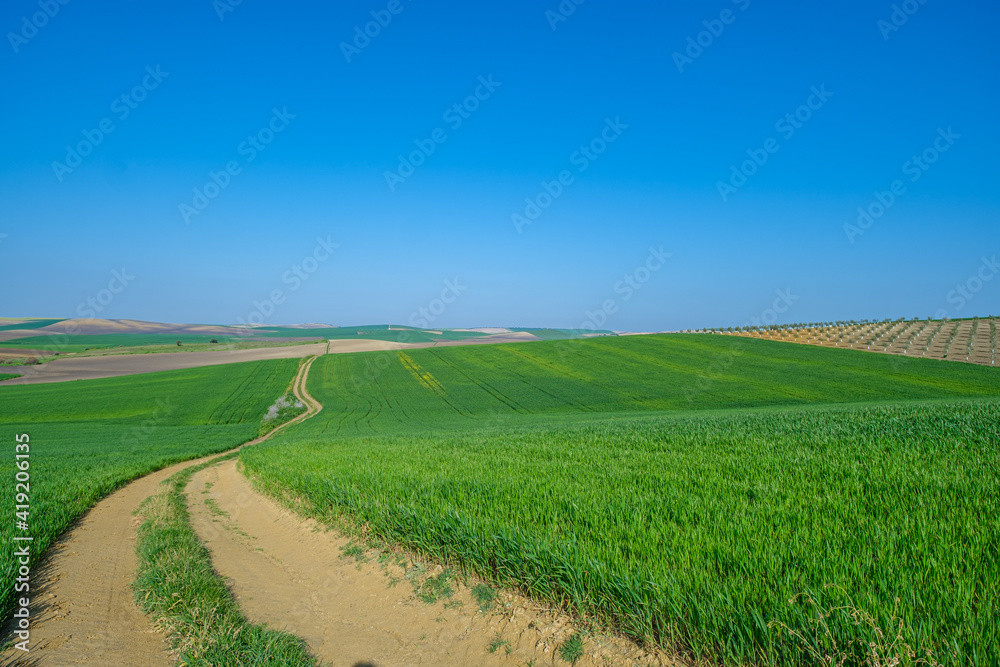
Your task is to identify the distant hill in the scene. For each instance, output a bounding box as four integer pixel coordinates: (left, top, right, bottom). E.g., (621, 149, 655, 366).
(0, 319, 617, 355)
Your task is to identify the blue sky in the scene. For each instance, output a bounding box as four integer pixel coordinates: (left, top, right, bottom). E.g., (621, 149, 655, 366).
(1, 0, 997, 330)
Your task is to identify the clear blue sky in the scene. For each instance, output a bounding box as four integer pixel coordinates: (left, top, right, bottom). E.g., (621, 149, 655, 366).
(1, 0, 997, 330)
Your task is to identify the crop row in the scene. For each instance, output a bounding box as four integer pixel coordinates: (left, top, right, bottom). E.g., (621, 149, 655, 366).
(293, 335, 1000, 440)
(241, 336, 1000, 665)
(709, 317, 997, 366)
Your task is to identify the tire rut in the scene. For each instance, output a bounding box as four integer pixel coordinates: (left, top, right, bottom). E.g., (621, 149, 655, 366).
(0, 356, 319, 666)
(189, 363, 673, 667)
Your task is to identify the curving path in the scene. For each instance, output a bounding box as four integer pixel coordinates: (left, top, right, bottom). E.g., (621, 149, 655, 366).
(186, 366, 670, 667)
(186, 462, 670, 666)
(0, 357, 320, 666)
(3, 354, 669, 666)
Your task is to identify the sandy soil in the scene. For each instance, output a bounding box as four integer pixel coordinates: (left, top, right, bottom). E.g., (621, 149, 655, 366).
(0, 458, 179, 666)
(189, 459, 672, 667)
(325, 339, 422, 353)
(0, 358, 320, 666)
(429, 331, 541, 345)
(0, 349, 51, 360)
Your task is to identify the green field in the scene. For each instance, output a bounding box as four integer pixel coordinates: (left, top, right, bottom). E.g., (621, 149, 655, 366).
(510, 327, 614, 340)
(241, 335, 1000, 666)
(0, 333, 265, 352)
(0, 374, 20, 382)
(0, 358, 299, 619)
(257, 325, 489, 343)
(0, 319, 64, 332)
(59, 339, 314, 358)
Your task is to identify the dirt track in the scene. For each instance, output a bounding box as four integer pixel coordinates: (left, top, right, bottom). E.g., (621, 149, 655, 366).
(189, 459, 510, 665)
(187, 459, 670, 667)
(0, 358, 320, 665)
(0, 460, 179, 666)
(2, 352, 668, 666)
(184, 357, 668, 666)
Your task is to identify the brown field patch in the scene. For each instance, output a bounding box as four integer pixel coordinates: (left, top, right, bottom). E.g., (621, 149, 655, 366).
(5, 332, 549, 385)
(2, 343, 330, 385)
(36, 318, 249, 337)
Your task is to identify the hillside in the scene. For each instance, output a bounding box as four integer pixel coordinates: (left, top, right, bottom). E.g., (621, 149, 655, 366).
(711, 317, 997, 366)
(241, 334, 1000, 666)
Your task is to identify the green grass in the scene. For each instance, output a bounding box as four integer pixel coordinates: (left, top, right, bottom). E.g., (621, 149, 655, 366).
(257, 325, 489, 343)
(471, 583, 497, 612)
(275, 335, 1000, 433)
(487, 632, 511, 654)
(0, 373, 19, 382)
(413, 568, 455, 604)
(558, 633, 585, 664)
(240, 334, 1000, 666)
(70, 339, 316, 357)
(511, 327, 614, 339)
(0, 358, 299, 619)
(0, 333, 267, 352)
(133, 453, 317, 666)
(0, 356, 54, 366)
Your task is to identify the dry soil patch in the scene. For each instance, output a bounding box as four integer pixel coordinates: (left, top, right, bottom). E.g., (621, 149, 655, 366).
(189, 459, 673, 667)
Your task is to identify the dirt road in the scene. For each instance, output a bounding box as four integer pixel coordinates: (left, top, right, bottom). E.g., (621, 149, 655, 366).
(0, 460, 180, 666)
(2, 354, 668, 666)
(192, 458, 513, 666)
(187, 463, 670, 667)
(185, 358, 668, 666)
(0, 358, 320, 666)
